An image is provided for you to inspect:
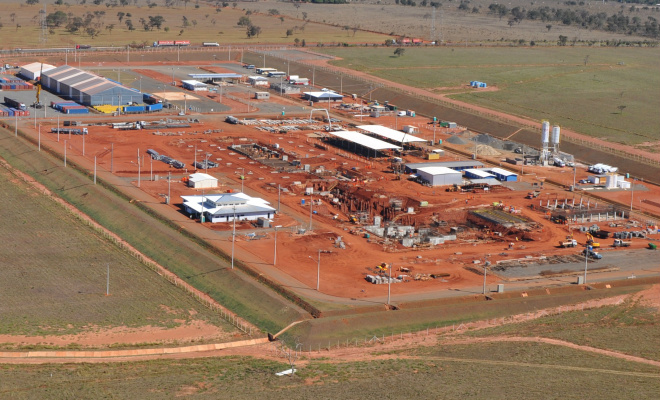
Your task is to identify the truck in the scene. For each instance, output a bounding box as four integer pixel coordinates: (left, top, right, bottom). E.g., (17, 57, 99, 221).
(143, 93, 162, 104)
(4, 97, 26, 111)
(582, 249, 603, 259)
(152, 40, 190, 47)
(559, 239, 578, 248)
(526, 190, 541, 199)
(202, 42, 220, 47)
(50, 127, 88, 135)
(613, 239, 631, 247)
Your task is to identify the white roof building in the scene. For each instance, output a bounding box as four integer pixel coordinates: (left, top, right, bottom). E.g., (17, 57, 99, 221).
(19, 62, 56, 80)
(416, 167, 463, 186)
(188, 173, 218, 189)
(181, 80, 208, 91)
(181, 192, 275, 223)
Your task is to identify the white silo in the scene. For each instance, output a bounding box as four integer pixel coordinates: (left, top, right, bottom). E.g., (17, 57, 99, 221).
(541, 121, 550, 162)
(552, 125, 561, 154)
(541, 121, 550, 146)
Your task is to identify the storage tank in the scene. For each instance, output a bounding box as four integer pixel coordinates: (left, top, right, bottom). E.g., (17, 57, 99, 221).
(605, 174, 618, 189)
(541, 121, 550, 145)
(552, 125, 561, 145)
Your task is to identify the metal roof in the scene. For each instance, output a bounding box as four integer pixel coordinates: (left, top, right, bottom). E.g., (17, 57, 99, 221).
(181, 193, 275, 215)
(304, 91, 343, 99)
(182, 80, 207, 86)
(416, 166, 462, 176)
(486, 167, 517, 177)
(328, 131, 401, 151)
(188, 173, 217, 183)
(357, 125, 426, 143)
(406, 160, 484, 170)
(464, 168, 495, 178)
(20, 62, 56, 73)
(188, 73, 242, 79)
(43, 65, 139, 96)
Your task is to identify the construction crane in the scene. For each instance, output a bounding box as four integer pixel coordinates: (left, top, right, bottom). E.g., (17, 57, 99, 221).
(33, 63, 44, 109)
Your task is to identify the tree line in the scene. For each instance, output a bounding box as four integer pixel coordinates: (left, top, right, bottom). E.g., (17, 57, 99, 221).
(484, 3, 660, 39)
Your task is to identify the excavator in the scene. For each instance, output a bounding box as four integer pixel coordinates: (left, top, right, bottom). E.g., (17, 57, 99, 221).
(375, 262, 389, 274)
(585, 232, 600, 248)
(32, 63, 43, 109)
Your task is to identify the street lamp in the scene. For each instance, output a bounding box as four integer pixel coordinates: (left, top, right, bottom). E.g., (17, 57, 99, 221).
(231, 205, 236, 269)
(273, 225, 283, 265)
(239, 167, 245, 193)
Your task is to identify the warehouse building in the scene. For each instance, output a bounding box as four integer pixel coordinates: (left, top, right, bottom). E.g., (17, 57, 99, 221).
(187, 173, 218, 189)
(464, 168, 496, 180)
(405, 160, 484, 174)
(181, 80, 208, 91)
(415, 167, 463, 187)
(41, 65, 142, 106)
(181, 192, 275, 222)
(19, 62, 56, 80)
(485, 167, 518, 182)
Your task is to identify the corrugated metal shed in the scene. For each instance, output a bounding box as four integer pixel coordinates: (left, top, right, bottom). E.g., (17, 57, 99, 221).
(42, 66, 142, 106)
(405, 160, 484, 174)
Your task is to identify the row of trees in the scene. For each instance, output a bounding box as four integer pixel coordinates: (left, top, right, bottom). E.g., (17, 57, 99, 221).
(484, 3, 660, 38)
(237, 16, 261, 38)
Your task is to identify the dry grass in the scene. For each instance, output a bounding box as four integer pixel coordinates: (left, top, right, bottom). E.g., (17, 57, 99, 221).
(0, 2, 386, 49)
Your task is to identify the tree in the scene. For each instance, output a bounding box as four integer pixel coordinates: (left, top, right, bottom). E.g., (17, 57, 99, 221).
(286, 28, 293, 37)
(268, 9, 279, 16)
(46, 11, 68, 27)
(237, 16, 251, 26)
(558, 35, 568, 46)
(394, 47, 405, 57)
(149, 15, 165, 30)
(106, 24, 115, 33)
(246, 24, 261, 38)
(125, 19, 134, 30)
(617, 105, 627, 114)
(25, 0, 39, 5)
(294, 37, 300, 46)
(302, 12, 307, 20)
(280, 16, 284, 24)
(301, 39, 306, 47)
(546, 24, 552, 31)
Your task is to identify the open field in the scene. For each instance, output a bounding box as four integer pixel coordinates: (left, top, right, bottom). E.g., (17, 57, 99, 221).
(0, 338, 659, 398)
(0, 125, 306, 335)
(0, 2, 385, 49)
(465, 297, 660, 362)
(319, 46, 660, 146)
(0, 163, 240, 344)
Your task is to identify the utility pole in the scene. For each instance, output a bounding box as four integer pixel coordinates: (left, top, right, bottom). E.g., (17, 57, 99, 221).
(167, 171, 171, 204)
(309, 195, 313, 231)
(94, 156, 97, 184)
(111, 143, 114, 173)
(277, 184, 281, 213)
(483, 264, 487, 295)
(38, 124, 41, 150)
(387, 263, 392, 306)
(137, 148, 141, 187)
(106, 263, 110, 296)
(231, 206, 236, 269)
(64, 140, 67, 166)
(273, 225, 283, 265)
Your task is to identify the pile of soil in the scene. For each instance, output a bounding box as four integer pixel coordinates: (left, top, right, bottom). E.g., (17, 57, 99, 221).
(446, 135, 468, 145)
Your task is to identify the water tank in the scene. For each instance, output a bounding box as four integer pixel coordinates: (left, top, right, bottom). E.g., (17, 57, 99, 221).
(605, 174, 618, 189)
(552, 125, 561, 145)
(541, 121, 550, 145)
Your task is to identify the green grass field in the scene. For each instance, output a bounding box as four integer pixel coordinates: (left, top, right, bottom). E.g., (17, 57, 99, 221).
(0, 164, 238, 340)
(0, 126, 306, 336)
(465, 298, 660, 362)
(320, 46, 660, 146)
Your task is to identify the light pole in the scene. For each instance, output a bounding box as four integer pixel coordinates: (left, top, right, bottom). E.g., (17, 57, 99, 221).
(200, 189, 205, 223)
(584, 246, 589, 284)
(38, 124, 41, 151)
(630, 178, 635, 211)
(277, 184, 281, 213)
(239, 167, 245, 193)
(231, 205, 236, 269)
(137, 148, 141, 187)
(312, 65, 315, 86)
(171, 67, 175, 86)
(167, 171, 171, 204)
(482, 264, 488, 295)
(309, 194, 313, 231)
(94, 156, 97, 184)
(273, 225, 283, 265)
